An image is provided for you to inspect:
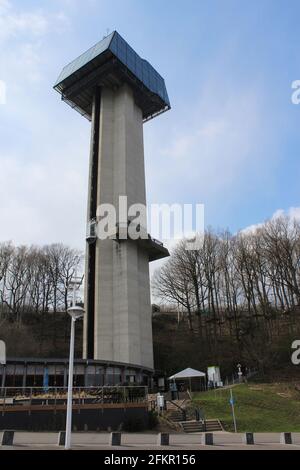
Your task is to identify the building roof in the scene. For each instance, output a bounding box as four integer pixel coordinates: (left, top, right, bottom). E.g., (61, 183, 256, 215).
(54, 31, 170, 122)
(168, 367, 206, 380)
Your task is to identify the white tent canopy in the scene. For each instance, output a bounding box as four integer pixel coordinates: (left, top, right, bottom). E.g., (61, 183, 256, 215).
(168, 367, 206, 380)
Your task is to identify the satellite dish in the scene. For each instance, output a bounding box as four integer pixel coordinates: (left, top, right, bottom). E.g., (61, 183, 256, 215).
(0, 340, 6, 365)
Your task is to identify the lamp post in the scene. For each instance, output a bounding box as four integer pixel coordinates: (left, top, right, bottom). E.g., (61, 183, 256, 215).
(65, 273, 84, 450)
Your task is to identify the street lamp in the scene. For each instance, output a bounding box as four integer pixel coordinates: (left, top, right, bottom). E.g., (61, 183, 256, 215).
(65, 305, 84, 450)
(65, 273, 84, 450)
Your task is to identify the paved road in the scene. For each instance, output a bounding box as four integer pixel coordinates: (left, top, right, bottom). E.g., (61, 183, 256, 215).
(1, 432, 300, 450)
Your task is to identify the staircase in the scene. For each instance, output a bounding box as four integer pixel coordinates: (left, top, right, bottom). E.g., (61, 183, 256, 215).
(165, 399, 187, 423)
(204, 419, 223, 432)
(156, 396, 224, 434)
(181, 420, 204, 433)
(168, 409, 186, 422)
(166, 399, 187, 410)
(181, 418, 223, 433)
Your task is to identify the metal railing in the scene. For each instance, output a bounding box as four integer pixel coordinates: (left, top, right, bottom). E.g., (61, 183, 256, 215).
(0, 386, 148, 411)
(224, 368, 258, 386)
(165, 399, 187, 421)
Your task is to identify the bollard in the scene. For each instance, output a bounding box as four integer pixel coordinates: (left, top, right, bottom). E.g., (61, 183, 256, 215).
(280, 432, 292, 445)
(157, 433, 169, 446)
(110, 432, 121, 446)
(243, 432, 254, 445)
(1, 430, 14, 446)
(201, 433, 214, 445)
(57, 431, 66, 446)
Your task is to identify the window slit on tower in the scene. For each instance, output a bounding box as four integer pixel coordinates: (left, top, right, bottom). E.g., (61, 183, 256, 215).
(87, 86, 101, 358)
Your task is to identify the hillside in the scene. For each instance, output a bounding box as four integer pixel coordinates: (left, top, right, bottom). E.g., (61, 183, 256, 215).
(192, 382, 300, 432)
(0, 313, 83, 358)
(152, 311, 300, 378)
(1, 309, 299, 384)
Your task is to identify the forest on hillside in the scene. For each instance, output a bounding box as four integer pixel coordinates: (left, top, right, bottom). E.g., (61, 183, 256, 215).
(0, 214, 300, 374)
(153, 214, 300, 374)
(0, 243, 82, 322)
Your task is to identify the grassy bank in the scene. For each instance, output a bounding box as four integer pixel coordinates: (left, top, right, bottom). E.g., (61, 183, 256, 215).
(192, 383, 300, 432)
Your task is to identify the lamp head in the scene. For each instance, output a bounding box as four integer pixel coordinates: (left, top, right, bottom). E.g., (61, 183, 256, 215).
(67, 305, 84, 321)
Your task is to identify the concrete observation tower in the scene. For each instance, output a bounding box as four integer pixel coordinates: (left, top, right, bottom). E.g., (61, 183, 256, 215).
(54, 31, 170, 370)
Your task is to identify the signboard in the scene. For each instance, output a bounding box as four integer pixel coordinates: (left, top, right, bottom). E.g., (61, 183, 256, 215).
(207, 366, 221, 384)
(0, 340, 6, 365)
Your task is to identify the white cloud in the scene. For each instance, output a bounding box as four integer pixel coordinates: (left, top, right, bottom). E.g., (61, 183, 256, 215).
(0, 130, 89, 249)
(0, 1, 70, 45)
(240, 221, 264, 234)
(241, 207, 300, 234)
(144, 73, 275, 218)
(0, 1, 70, 88)
(0, 0, 10, 13)
(0, 2, 83, 251)
(284, 207, 300, 221)
(0, 1, 48, 42)
(161, 91, 263, 195)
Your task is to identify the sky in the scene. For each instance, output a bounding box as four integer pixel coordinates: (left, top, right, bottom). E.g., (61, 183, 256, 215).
(0, 0, 300, 262)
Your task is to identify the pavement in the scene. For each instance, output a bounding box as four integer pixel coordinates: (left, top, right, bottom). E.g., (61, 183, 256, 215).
(1, 432, 300, 450)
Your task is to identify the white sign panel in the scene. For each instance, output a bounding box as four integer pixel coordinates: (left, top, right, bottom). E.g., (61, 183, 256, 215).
(207, 366, 221, 384)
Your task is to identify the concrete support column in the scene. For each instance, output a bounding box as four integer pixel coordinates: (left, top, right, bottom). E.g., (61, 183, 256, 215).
(84, 362, 88, 387)
(89, 86, 153, 369)
(22, 364, 27, 390)
(1, 365, 6, 390)
(63, 364, 67, 388)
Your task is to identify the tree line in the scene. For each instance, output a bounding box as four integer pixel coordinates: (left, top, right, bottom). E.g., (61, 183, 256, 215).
(153, 215, 300, 371)
(1, 214, 299, 370)
(0, 243, 83, 323)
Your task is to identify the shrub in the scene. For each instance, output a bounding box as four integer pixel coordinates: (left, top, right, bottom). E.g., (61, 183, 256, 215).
(148, 410, 158, 429)
(122, 416, 145, 432)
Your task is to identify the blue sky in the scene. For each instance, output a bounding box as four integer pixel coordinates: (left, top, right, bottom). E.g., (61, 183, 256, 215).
(0, 0, 299, 252)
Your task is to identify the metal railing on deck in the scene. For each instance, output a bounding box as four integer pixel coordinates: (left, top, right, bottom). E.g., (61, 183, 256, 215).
(0, 386, 148, 411)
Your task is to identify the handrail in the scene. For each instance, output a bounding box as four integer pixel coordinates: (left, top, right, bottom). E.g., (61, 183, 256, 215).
(166, 399, 182, 411)
(0, 385, 148, 391)
(166, 399, 186, 420)
(0, 385, 148, 411)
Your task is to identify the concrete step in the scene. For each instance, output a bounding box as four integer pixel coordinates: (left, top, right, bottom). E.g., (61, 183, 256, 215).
(181, 419, 223, 433)
(204, 419, 223, 431)
(167, 410, 186, 422)
(166, 401, 186, 411)
(168, 415, 184, 422)
(181, 421, 204, 433)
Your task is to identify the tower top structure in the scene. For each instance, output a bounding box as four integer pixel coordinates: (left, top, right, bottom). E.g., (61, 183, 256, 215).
(54, 30, 170, 122)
